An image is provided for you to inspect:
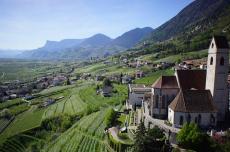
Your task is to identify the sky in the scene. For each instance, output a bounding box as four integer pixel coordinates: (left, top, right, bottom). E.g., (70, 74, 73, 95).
(0, 0, 193, 50)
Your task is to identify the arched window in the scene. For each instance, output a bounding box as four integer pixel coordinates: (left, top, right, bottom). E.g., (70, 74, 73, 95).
(179, 116, 184, 126)
(198, 114, 202, 125)
(187, 114, 191, 123)
(155, 95, 159, 108)
(210, 114, 215, 124)
(210, 57, 213, 65)
(220, 57, 224, 66)
(162, 95, 165, 108)
(211, 43, 214, 48)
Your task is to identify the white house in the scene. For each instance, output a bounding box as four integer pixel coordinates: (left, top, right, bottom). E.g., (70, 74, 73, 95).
(126, 84, 151, 110)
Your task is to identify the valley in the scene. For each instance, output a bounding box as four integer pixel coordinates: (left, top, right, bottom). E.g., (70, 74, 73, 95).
(0, 0, 230, 152)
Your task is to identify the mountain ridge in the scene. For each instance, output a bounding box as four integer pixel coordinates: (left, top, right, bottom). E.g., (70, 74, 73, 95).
(18, 27, 153, 59)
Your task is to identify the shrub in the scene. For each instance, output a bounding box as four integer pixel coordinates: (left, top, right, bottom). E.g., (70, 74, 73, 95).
(104, 108, 116, 127)
(176, 123, 216, 152)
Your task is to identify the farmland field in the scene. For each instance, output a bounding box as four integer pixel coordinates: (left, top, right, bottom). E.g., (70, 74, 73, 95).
(0, 59, 76, 82)
(43, 110, 111, 152)
(79, 84, 127, 109)
(0, 106, 45, 141)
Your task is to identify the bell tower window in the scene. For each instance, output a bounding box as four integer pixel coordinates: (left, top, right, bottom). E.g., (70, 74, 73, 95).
(211, 43, 214, 48)
(220, 57, 224, 66)
(210, 57, 213, 65)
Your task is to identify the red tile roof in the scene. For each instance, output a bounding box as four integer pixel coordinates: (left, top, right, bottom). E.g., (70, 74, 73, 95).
(152, 76, 179, 89)
(176, 70, 206, 90)
(169, 90, 217, 113)
(213, 36, 229, 49)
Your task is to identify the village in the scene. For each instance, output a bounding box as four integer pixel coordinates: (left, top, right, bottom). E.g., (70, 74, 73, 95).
(0, 36, 230, 152)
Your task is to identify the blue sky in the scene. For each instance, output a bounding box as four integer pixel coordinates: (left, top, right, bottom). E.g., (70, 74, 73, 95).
(0, 0, 193, 50)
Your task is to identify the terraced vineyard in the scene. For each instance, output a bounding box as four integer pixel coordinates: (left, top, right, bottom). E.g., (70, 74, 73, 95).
(0, 106, 45, 141)
(0, 118, 12, 133)
(43, 110, 112, 152)
(42, 87, 87, 119)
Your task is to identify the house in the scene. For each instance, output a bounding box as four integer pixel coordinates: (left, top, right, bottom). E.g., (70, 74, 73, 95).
(126, 84, 151, 110)
(95, 75, 105, 81)
(52, 75, 67, 86)
(9, 94, 17, 99)
(101, 86, 113, 97)
(42, 98, 55, 107)
(121, 75, 132, 84)
(135, 70, 144, 79)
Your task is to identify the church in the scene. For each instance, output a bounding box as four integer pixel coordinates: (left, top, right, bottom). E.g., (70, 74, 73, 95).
(142, 36, 229, 129)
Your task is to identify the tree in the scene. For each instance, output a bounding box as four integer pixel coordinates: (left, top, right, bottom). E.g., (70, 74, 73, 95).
(177, 123, 215, 152)
(134, 121, 146, 152)
(105, 108, 116, 127)
(0, 108, 12, 119)
(66, 78, 71, 85)
(103, 78, 112, 87)
(144, 126, 169, 152)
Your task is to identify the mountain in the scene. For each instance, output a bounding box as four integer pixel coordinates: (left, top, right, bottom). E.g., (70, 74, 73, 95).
(148, 0, 230, 42)
(111, 27, 153, 48)
(18, 27, 153, 59)
(133, 0, 230, 58)
(0, 50, 24, 58)
(41, 39, 84, 52)
(79, 34, 112, 47)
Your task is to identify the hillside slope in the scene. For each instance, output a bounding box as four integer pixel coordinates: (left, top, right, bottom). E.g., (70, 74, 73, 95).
(149, 0, 230, 42)
(134, 0, 230, 58)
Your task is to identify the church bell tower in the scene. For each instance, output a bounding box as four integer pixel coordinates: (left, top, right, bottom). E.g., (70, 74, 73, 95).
(206, 36, 229, 121)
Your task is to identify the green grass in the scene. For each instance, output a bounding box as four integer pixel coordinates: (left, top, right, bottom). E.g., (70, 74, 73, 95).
(134, 68, 174, 85)
(0, 98, 25, 111)
(0, 59, 75, 82)
(79, 84, 127, 109)
(154, 49, 208, 63)
(0, 106, 45, 142)
(118, 114, 127, 128)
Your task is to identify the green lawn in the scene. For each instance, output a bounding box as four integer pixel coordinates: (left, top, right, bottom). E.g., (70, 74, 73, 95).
(154, 49, 208, 63)
(79, 84, 128, 109)
(134, 68, 174, 85)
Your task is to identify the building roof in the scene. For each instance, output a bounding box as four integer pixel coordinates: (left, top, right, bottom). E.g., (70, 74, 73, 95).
(176, 70, 206, 90)
(169, 90, 217, 113)
(152, 76, 179, 89)
(213, 36, 229, 49)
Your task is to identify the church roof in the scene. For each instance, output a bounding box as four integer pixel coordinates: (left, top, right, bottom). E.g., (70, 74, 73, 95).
(213, 36, 229, 49)
(152, 76, 179, 89)
(169, 90, 217, 113)
(176, 70, 206, 90)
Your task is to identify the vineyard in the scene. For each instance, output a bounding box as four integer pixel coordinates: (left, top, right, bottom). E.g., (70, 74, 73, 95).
(0, 82, 128, 151)
(79, 84, 127, 109)
(43, 110, 113, 152)
(0, 106, 45, 141)
(0, 118, 12, 133)
(42, 87, 87, 119)
(42, 84, 127, 119)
